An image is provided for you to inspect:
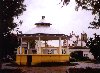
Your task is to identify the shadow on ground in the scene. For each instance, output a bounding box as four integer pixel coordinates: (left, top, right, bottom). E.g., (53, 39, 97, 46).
(5, 62, 78, 67)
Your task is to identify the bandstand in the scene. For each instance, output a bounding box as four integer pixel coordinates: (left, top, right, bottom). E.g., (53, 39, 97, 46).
(16, 16, 70, 65)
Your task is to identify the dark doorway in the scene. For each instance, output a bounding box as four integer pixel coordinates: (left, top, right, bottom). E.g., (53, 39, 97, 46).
(27, 55, 32, 66)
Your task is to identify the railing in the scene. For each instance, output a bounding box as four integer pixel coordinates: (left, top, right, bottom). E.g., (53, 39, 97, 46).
(17, 47, 69, 55)
(17, 48, 37, 54)
(41, 47, 68, 54)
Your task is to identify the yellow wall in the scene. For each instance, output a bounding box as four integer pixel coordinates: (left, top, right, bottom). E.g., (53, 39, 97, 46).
(16, 54, 70, 65)
(17, 48, 25, 54)
(16, 55, 27, 65)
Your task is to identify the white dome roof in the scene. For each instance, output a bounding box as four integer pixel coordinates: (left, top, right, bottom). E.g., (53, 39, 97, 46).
(24, 16, 64, 35)
(25, 26, 62, 34)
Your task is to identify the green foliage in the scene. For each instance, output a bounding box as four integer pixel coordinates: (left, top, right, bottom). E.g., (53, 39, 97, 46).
(70, 51, 83, 61)
(0, 0, 26, 58)
(62, 0, 100, 28)
(0, 0, 26, 33)
(86, 34, 100, 60)
(29, 40, 36, 48)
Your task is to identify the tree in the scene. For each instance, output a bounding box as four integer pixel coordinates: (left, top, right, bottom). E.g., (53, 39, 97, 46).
(0, 0, 26, 59)
(86, 34, 100, 60)
(62, 0, 100, 29)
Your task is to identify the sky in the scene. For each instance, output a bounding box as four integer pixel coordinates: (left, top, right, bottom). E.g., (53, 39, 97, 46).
(15, 0, 100, 38)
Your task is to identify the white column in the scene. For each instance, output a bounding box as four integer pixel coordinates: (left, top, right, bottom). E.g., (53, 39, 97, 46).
(39, 36, 41, 54)
(45, 41, 46, 47)
(20, 38, 22, 54)
(27, 42, 30, 54)
(17, 47, 20, 54)
(28, 42, 30, 50)
(66, 39, 69, 54)
(59, 37, 61, 54)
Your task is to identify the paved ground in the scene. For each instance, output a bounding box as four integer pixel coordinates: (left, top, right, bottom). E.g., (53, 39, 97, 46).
(1, 62, 100, 73)
(73, 62, 100, 69)
(20, 66, 68, 73)
(1, 63, 17, 69)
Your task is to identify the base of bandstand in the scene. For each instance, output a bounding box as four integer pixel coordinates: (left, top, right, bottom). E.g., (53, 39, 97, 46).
(16, 54, 70, 66)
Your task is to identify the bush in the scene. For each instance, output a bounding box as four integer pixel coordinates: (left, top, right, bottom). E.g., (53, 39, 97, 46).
(70, 58, 76, 62)
(70, 51, 83, 61)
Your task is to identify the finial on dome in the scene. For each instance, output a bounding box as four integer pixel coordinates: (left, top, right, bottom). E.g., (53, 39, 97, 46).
(42, 16, 45, 19)
(35, 16, 51, 26)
